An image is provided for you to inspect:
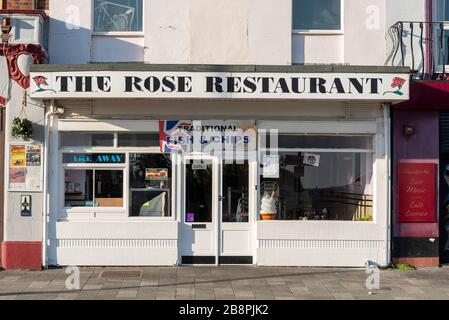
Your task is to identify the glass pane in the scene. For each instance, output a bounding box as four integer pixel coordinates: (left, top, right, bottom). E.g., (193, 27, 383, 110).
(118, 133, 160, 147)
(94, 170, 123, 207)
(293, 0, 341, 30)
(436, 0, 449, 20)
(129, 153, 172, 189)
(185, 160, 213, 223)
(94, 0, 143, 32)
(260, 151, 373, 221)
(60, 132, 114, 147)
(222, 161, 249, 223)
(129, 153, 172, 217)
(130, 190, 170, 217)
(65, 170, 94, 207)
(261, 135, 373, 150)
(436, 29, 449, 66)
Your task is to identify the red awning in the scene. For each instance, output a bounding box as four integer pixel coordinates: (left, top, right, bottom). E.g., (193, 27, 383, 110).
(395, 81, 449, 109)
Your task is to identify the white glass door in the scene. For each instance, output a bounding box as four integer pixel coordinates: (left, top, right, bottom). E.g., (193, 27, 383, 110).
(219, 159, 253, 264)
(180, 155, 253, 265)
(180, 155, 218, 264)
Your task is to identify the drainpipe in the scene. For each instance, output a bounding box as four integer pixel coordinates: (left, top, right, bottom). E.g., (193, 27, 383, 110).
(42, 99, 53, 268)
(383, 103, 392, 266)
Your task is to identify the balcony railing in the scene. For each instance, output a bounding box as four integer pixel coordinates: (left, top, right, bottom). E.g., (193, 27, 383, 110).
(386, 21, 449, 80)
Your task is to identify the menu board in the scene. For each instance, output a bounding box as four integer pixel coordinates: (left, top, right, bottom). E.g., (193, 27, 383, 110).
(9, 144, 43, 191)
(145, 168, 168, 181)
(397, 162, 436, 223)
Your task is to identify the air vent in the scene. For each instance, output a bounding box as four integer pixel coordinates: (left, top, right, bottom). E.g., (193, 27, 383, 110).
(440, 111, 449, 154)
(99, 270, 142, 279)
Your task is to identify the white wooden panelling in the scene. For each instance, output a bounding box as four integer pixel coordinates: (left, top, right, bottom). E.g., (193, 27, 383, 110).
(51, 238, 177, 248)
(258, 239, 384, 249)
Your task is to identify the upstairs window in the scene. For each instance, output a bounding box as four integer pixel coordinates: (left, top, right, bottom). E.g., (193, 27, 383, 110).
(436, 0, 449, 20)
(292, 0, 342, 32)
(435, 0, 449, 67)
(94, 0, 143, 32)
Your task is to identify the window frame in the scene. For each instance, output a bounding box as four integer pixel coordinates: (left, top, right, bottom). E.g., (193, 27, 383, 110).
(60, 132, 116, 149)
(63, 167, 125, 209)
(257, 131, 376, 224)
(61, 153, 127, 217)
(291, 0, 345, 35)
(92, 0, 145, 36)
(128, 152, 174, 218)
(433, 0, 449, 70)
(58, 133, 176, 221)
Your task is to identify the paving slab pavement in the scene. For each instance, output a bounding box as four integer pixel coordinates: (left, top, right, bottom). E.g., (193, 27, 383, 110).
(0, 266, 448, 300)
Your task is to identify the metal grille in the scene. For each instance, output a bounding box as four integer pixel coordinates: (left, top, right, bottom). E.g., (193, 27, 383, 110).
(100, 270, 142, 279)
(440, 111, 449, 154)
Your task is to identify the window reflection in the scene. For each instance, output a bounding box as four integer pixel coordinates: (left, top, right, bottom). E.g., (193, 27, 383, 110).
(293, 0, 341, 30)
(260, 135, 374, 221)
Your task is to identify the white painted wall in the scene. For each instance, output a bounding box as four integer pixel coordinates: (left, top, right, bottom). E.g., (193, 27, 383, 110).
(385, 0, 427, 73)
(344, 0, 386, 66)
(91, 36, 144, 63)
(292, 0, 387, 65)
(386, 0, 426, 27)
(48, 0, 394, 66)
(48, 0, 93, 64)
(3, 72, 45, 243)
(293, 35, 344, 64)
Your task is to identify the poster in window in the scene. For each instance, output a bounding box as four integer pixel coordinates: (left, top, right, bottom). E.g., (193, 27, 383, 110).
(145, 168, 168, 181)
(303, 152, 320, 167)
(262, 155, 279, 178)
(10, 145, 26, 167)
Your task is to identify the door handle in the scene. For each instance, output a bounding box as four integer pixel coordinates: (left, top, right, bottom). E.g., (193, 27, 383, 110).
(218, 195, 225, 201)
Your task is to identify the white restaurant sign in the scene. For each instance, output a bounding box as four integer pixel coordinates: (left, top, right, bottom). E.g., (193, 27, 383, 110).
(29, 71, 410, 100)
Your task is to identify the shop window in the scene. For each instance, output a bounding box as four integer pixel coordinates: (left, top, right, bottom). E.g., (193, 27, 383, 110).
(129, 153, 172, 217)
(65, 169, 123, 207)
(292, 0, 342, 31)
(60, 132, 114, 148)
(117, 133, 159, 147)
(94, 0, 143, 32)
(259, 135, 373, 221)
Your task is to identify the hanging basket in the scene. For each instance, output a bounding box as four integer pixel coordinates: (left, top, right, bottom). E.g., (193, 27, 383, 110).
(11, 117, 33, 140)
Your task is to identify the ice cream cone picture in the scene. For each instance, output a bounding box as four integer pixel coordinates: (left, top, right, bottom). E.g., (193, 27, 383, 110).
(260, 191, 277, 220)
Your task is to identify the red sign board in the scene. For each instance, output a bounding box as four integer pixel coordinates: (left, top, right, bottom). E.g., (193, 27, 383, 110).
(397, 163, 436, 223)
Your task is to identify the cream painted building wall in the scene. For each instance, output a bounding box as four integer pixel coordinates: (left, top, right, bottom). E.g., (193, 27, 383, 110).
(48, 0, 390, 66)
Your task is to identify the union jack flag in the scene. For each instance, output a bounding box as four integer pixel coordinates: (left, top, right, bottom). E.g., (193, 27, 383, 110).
(159, 120, 192, 153)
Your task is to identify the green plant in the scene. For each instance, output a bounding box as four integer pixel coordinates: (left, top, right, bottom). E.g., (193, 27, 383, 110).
(355, 215, 373, 222)
(11, 117, 33, 139)
(386, 263, 416, 271)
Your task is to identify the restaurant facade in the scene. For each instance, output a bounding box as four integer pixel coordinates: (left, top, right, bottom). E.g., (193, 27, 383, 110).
(11, 64, 409, 267)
